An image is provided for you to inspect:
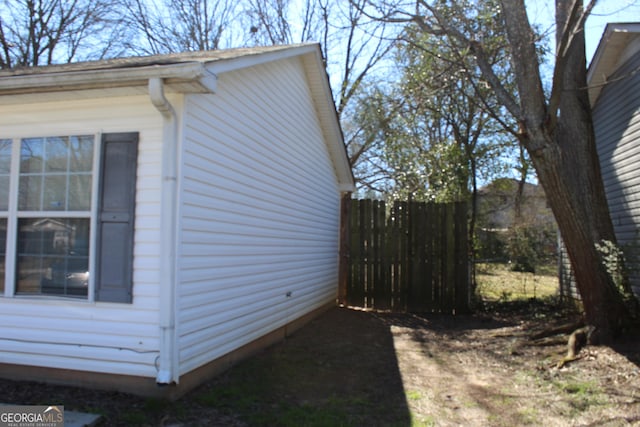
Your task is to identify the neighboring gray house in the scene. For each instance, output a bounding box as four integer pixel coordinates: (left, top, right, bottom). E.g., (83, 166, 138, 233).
(561, 23, 640, 299)
(0, 44, 354, 397)
(589, 22, 640, 298)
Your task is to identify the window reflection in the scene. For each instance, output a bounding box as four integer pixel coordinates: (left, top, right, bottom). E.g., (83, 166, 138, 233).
(45, 137, 68, 172)
(16, 218, 89, 297)
(18, 175, 42, 211)
(19, 136, 93, 212)
(43, 175, 66, 210)
(0, 140, 11, 211)
(20, 138, 44, 173)
(69, 136, 94, 172)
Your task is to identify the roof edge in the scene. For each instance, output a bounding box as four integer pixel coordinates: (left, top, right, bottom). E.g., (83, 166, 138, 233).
(0, 62, 215, 95)
(587, 22, 640, 106)
(0, 43, 355, 191)
(299, 46, 355, 192)
(206, 43, 319, 75)
(0, 44, 320, 96)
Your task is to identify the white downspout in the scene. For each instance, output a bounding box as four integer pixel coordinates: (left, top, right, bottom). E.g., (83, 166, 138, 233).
(149, 77, 179, 384)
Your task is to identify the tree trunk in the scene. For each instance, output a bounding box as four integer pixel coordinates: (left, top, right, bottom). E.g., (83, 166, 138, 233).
(501, 0, 637, 341)
(529, 141, 630, 341)
(552, 1, 627, 339)
(469, 156, 478, 290)
(514, 144, 528, 224)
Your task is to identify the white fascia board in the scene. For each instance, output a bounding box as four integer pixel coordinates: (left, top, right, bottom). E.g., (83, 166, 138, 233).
(206, 43, 319, 75)
(302, 48, 355, 193)
(588, 23, 640, 106)
(0, 62, 217, 95)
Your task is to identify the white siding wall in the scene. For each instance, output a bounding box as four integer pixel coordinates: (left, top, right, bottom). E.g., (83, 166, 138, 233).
(0, 95, 164, 377)
(178, 57, 340, 374)
(594, 50, 640, 296)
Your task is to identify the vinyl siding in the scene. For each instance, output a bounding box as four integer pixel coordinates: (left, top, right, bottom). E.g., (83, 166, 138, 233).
(594, 50, 640, 296)
(177, 57, 340, 375)
(0, 95, 164, 377)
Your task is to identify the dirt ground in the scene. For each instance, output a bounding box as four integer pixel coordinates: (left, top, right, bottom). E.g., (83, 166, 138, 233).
(380, 301, 640, 426)
(1, 301, 639, 426)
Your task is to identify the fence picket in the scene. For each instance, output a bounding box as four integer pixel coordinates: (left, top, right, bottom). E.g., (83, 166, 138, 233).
(345, 198, 469, 313)
(347, 199, 363, 307)
(455, 201, 471, 313)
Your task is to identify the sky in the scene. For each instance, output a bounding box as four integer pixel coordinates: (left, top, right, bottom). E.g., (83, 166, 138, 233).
(526, 0, 640, 65)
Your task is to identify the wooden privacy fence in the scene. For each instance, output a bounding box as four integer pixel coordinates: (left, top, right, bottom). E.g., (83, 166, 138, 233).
(343, 198, 470, 313)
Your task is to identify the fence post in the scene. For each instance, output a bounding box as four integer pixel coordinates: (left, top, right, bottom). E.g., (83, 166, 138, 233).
(338, 192, 351, 306)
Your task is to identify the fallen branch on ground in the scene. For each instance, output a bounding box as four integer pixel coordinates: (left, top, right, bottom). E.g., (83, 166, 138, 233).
(556, 326, 594, 369)
(529, 320, 584, 341)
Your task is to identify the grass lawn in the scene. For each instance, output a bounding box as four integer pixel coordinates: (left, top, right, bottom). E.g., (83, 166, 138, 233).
(475, 262, 559, 302)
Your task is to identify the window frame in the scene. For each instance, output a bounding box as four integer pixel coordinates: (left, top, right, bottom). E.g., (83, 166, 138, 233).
(1, 133, 101, 302)
(0, 138, 12, 293)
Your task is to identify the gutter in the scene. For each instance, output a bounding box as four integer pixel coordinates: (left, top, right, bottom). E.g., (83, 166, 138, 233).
(0, 62, 217, 95)
(149, 77, 179, 385)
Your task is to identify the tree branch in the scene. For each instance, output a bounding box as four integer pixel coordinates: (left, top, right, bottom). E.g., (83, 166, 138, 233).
(499, 0, 548, 147)
(409, 3, 522, 121)
(547, 0, 596, 128)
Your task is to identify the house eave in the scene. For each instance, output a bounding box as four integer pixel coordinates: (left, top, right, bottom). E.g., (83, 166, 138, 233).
(204, 43, 355, 192)
(0, 62, 217, 98)
(297, 47, 355, 193)
(587, 22, 640, 106)
(0, 44, 354, 191)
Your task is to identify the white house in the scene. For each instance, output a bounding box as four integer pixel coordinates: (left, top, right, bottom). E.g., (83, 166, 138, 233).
(588, 23, 640, 298)
(0, 43, 354, 397)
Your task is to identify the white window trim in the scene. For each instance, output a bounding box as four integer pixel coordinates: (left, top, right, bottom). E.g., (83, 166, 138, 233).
(1, 133, 101, 301)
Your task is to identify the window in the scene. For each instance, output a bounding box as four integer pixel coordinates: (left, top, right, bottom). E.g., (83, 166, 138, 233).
(16, 136, 93, 298)
(0, 139, 11, 292)
(16, 218, 90, 297)
(1, 133, 138, 302)
(0, 139, 10, 210)
(19, 136, 94, 211)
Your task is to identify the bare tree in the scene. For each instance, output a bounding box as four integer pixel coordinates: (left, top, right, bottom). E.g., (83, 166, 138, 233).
(242, 0, 397, 191)
(359, 0, 638, 339)
(0, 0, 126, 69)
(242, 0, 331, 46)
(123, 0, 239, 55)
(245, 0, 294, 44)
(325, 0, 398, 189)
